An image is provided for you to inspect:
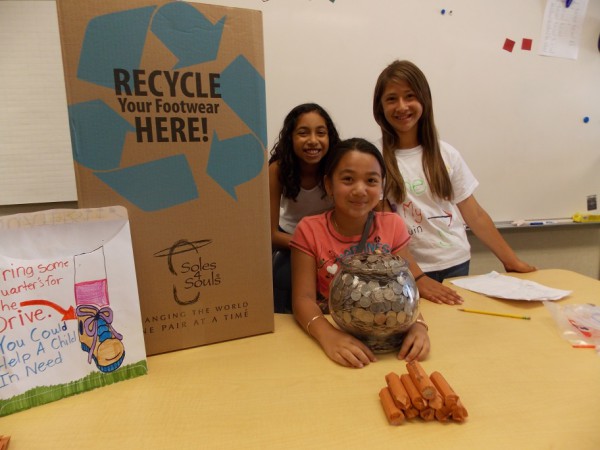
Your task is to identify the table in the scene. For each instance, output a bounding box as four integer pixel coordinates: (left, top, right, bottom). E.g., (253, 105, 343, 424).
(2, 269, 599, 449)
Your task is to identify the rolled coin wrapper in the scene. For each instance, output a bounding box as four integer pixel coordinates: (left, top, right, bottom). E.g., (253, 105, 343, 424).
(379, 387, 405, 425)
(419, 407, 436, 422)
(406, 361, 436, 400)
(430, 371, 460, 408)
(385, 372, 410, 410)
(400, 374, 427, 411)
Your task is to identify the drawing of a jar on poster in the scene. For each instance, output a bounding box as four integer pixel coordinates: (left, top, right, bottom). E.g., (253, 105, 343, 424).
(74, 246, 125, 372)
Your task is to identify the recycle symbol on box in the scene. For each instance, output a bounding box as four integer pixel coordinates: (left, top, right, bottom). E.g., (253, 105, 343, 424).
(67, 2, 266, 211)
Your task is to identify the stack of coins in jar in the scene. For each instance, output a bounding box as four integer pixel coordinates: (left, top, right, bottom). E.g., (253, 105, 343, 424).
(329, 253, 419, 353)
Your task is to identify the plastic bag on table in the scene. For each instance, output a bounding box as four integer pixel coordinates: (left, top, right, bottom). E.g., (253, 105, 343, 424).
(544, 302, 600, 353)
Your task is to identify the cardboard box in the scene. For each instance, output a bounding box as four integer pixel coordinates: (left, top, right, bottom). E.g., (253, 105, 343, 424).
(56, 0, 274, 354)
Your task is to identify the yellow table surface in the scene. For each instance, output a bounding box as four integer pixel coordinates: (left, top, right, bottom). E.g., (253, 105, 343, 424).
(2, 269, 599, 449)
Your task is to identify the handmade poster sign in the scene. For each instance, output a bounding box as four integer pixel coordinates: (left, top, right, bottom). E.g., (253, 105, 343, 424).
(0, 207, 147, 416)
(56, 0, 274, 355)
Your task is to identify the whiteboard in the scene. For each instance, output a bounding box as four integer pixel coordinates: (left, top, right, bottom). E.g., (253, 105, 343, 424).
(1, 0, 599, 222)
(0, 1, 74, 205)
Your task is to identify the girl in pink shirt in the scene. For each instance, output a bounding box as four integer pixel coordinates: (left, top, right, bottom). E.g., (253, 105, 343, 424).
(290, 138, 430, 368)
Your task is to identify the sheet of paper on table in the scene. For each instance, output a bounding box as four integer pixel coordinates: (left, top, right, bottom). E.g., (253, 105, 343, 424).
(450, 271, 572, 301)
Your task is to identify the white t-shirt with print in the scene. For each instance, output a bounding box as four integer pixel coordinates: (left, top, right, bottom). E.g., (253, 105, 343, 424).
(388, 141, 479, 272)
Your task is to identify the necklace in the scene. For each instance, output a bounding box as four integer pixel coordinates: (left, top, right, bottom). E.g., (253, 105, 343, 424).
(331, 212, 342, 234)
(331, 212, 371, 237)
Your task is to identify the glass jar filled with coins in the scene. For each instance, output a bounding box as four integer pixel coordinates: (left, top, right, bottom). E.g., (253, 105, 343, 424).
(329, 253, 419, 353)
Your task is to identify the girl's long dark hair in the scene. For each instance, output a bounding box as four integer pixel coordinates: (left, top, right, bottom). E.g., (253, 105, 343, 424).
(269, 103, 340, 200)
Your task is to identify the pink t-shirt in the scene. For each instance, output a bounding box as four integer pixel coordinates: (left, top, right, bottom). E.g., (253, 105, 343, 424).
(290, 210, 411, 312)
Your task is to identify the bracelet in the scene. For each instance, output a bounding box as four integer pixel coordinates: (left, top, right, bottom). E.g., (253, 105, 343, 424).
(414, 319, 429, 332)
(306, 315, 324, 337)
(414, 273, 427, 282)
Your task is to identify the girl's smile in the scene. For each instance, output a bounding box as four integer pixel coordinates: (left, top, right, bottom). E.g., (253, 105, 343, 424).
(381, 79, 422, 148)
(293, 111, 329, 165)
(325, 150, 383, 235)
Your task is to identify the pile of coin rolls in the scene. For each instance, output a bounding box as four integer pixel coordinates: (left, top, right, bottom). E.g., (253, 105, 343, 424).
(379, 361, 468, 425)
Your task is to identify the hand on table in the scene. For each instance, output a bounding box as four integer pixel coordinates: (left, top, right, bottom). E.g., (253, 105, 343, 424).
(319, 327, 378, 369)
(397, 321, 430, 362)
(503, 259, 537, 273)
(417, 276, 463, 305)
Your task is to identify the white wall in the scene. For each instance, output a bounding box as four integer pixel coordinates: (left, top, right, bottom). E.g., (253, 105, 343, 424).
(1, 0, 599, 221)
(469, 225, 600, 279)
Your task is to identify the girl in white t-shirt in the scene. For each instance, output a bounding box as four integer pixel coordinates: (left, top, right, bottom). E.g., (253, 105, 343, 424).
(373, 60, 536, 305)
(269, 103, 341, 313)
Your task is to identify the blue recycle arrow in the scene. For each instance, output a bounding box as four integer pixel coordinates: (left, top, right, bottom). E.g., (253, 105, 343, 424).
(77, 6, 155, 89)
(207, 132, 265, 200)
(68, 100, 134, 171)
(94, 155, 199, 212)
(151, 2, 225, 69)
(220, 55, 267, 147)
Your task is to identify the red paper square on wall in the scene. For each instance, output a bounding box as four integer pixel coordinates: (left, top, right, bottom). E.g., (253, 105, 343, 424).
(503, 38, 515, 52)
